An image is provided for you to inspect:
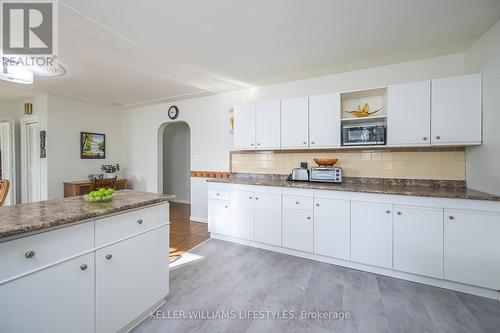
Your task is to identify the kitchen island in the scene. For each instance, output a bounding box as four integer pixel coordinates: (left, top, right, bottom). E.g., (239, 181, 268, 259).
(0, 190, 174, 333)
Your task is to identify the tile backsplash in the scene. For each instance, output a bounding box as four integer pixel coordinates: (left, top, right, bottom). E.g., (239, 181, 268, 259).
(231, 148, 465, 180)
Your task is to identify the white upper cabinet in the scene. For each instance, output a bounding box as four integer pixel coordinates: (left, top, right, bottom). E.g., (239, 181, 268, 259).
(431, 74, 482, 145)
(233, 103, 256, 149)
(387, 81, 431, 146)
(255, 100, 281, 149)
(309, 93, 341, 148)
(281, 96, 309, 148)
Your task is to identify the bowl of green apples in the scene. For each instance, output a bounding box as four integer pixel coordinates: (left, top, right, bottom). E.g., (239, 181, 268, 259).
(84, 188, 115, 203)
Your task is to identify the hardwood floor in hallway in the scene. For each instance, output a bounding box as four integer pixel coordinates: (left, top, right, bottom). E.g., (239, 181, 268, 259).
(169, 202, 210, 261)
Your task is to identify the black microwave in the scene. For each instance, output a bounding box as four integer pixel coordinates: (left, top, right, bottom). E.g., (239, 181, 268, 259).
(342, 122, 386, 146)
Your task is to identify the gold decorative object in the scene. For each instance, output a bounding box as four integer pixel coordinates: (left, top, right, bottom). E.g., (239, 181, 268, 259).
(346, 103, 383, 118)
(229, 116, 234, 130)
(314, 158, 338, 166)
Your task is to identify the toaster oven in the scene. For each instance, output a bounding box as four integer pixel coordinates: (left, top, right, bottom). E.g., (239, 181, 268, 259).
(310, 167, 342, 183)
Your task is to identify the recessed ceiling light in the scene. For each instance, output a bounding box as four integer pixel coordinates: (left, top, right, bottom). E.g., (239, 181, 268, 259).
(0, 64, 34, 84)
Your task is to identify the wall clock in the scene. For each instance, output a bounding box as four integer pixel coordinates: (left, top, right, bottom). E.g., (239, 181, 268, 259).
(168, 105, 179, 120)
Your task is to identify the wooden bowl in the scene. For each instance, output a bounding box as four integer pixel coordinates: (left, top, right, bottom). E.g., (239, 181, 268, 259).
(314, 158, 338, 166)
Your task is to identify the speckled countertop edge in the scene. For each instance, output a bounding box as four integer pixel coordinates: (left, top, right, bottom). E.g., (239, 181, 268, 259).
(207, 176, 500, 202)
(0, 190, 175, 240)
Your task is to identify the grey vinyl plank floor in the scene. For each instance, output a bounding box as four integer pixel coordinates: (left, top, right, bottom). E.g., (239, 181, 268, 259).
(133, 239, 500, 333)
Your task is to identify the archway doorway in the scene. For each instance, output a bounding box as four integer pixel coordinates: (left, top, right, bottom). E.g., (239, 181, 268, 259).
(158, 121, 209, 262)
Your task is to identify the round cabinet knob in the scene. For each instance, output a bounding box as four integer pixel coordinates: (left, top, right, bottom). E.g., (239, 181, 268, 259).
(397, 211, 402, 215)
(80, 264, 88, 271)
(436, 136, 441, 140)
(137, 219, 143, 224)
(216, 193, 220, 196)
(449, 216, 455, 221)
(307, 216, 311, 220)
(423, 137, 428, 141)
(105, 254, 112, 260)
(296, 201, 300, 205)
(250, 143, 254, 146)
(303, 141, 307, 145)
(257, 143, 261, 146)
(24, 250, 35, 259)
(249, 196, 253, 200)
(386, 210, 391, 214)
(255, 197, 259, 200)
(311, 141, 315, 145)
(316, 203, 319, 207)
(224, 205, 228, 209)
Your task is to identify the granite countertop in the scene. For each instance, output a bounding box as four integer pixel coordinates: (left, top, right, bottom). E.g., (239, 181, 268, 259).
(0, 190, 175, 240)
(208, 176, 500, 202)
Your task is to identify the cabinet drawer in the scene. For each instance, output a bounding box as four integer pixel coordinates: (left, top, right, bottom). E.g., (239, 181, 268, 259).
(283, 195, 313, 211)
(0, 222, 94, 283)
(95, 204, 168, 247)
(208, 189, 230, 200)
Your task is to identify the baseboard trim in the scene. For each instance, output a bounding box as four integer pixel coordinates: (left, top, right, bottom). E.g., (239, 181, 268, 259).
(190, 216, 207, 223)
(210, 233, 499, 301)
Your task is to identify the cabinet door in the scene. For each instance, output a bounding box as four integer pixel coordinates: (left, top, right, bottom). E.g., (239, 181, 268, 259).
(281, 96, 309, 148)
(229, 190, 255, 240)
(431, 74, 482, 145)
(254, 192, 282, 246)
(444, 210, 500, 290)
(282, 209, 313, 252)
(394, 206, 443, 278)
(208, 199, 230, 235)
(309, 93, 341, 148)
(96, 226, 169, 333)
(255, 100, 281, 149)
(351, 202, 393, 268)
(234, 103, 256, 149)
(387, 80, 431, 146)
(0, 253, 94, 333)
(313, 198, 350, 260)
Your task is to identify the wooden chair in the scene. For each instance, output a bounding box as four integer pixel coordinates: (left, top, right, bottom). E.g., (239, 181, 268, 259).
(93, 177, 117, 191)
(0, 179, 10, 207)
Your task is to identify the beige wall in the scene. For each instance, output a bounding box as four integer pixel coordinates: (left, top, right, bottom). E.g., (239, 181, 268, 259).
(232, 149, 465, 180)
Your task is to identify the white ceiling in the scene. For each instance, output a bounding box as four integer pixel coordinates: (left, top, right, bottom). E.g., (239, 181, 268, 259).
(1, 0, 500, 108)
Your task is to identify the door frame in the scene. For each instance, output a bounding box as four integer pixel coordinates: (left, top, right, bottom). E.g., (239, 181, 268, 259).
(20, 117, 41, 203)
(0, 119, 16, 205)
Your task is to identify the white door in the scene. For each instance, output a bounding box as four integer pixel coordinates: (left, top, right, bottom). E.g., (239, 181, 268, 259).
(96, 226, 169, 333)
(208, 199, 229, 235)
(387, 81, 431, 146)
(351, 202, 393, 268)
(0, 121, 14, 205)
(431, 74, 482, 145)
(25, 121, 40, 202)
(229, 190, 255, 240)
(233, 103, 256, 149)
(309, 93, 341, 148)
(394, 206, 443, 278)
(313, 198, 350, 260)
(444, 210, 500, 290)
(255, 100, 281, 149)
(281, 96, 309, 148)
(254, 192, 282, 246)
(0, 253, 94, 333)
(282, 209, 313, 252)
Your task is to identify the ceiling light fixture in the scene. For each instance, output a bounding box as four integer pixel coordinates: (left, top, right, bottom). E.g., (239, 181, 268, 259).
(27, 62, 66, 77)
(0, 64, 34, 84)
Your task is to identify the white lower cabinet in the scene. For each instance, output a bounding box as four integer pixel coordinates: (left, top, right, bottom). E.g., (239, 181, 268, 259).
(282, 209, 313, 253)
(208, 199, 230, 235)
(0, 253, 94, 333)
(254, 192, 282, 246)
(393, 206, 443, 278)
(229, 190, 255, 240)
(96, 226, 169, 333)
(444, 210, 500, 290)
(313, 198, 350, 260)
(351, 201, 393, 268)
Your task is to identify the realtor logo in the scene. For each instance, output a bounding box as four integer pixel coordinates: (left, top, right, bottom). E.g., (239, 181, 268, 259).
(1, 0, 57, 55)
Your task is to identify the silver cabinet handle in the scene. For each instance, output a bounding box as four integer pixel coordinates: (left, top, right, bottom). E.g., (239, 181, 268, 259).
(137, 219, 143, 224)
(296, 201, 300, 205)
(224, 205, 228, 209)
(80, 264, 88, 271)
(423, 137, 428, 141)
(315, 203, 319, 207)
(311, 141, 315, 144)
(386, 210, 391, 214)
(105, 254, 112, 260)
(25, 250, 35, 259)
(249, 196, 253, 199)
(449, 216, 455, 221)
(255, 197, 259, 200)
(257, 143, 261, 146)
(303, 141, 307, 145)
(216, 193, 220, 196)
(250, 143, 254, 146)
(397, 211, 402, 215)
(307, 216, 311, 220)
(436, 136, 441, 140)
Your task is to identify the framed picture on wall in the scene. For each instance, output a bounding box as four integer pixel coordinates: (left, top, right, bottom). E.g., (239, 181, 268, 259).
(80, 132, 105, 159)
